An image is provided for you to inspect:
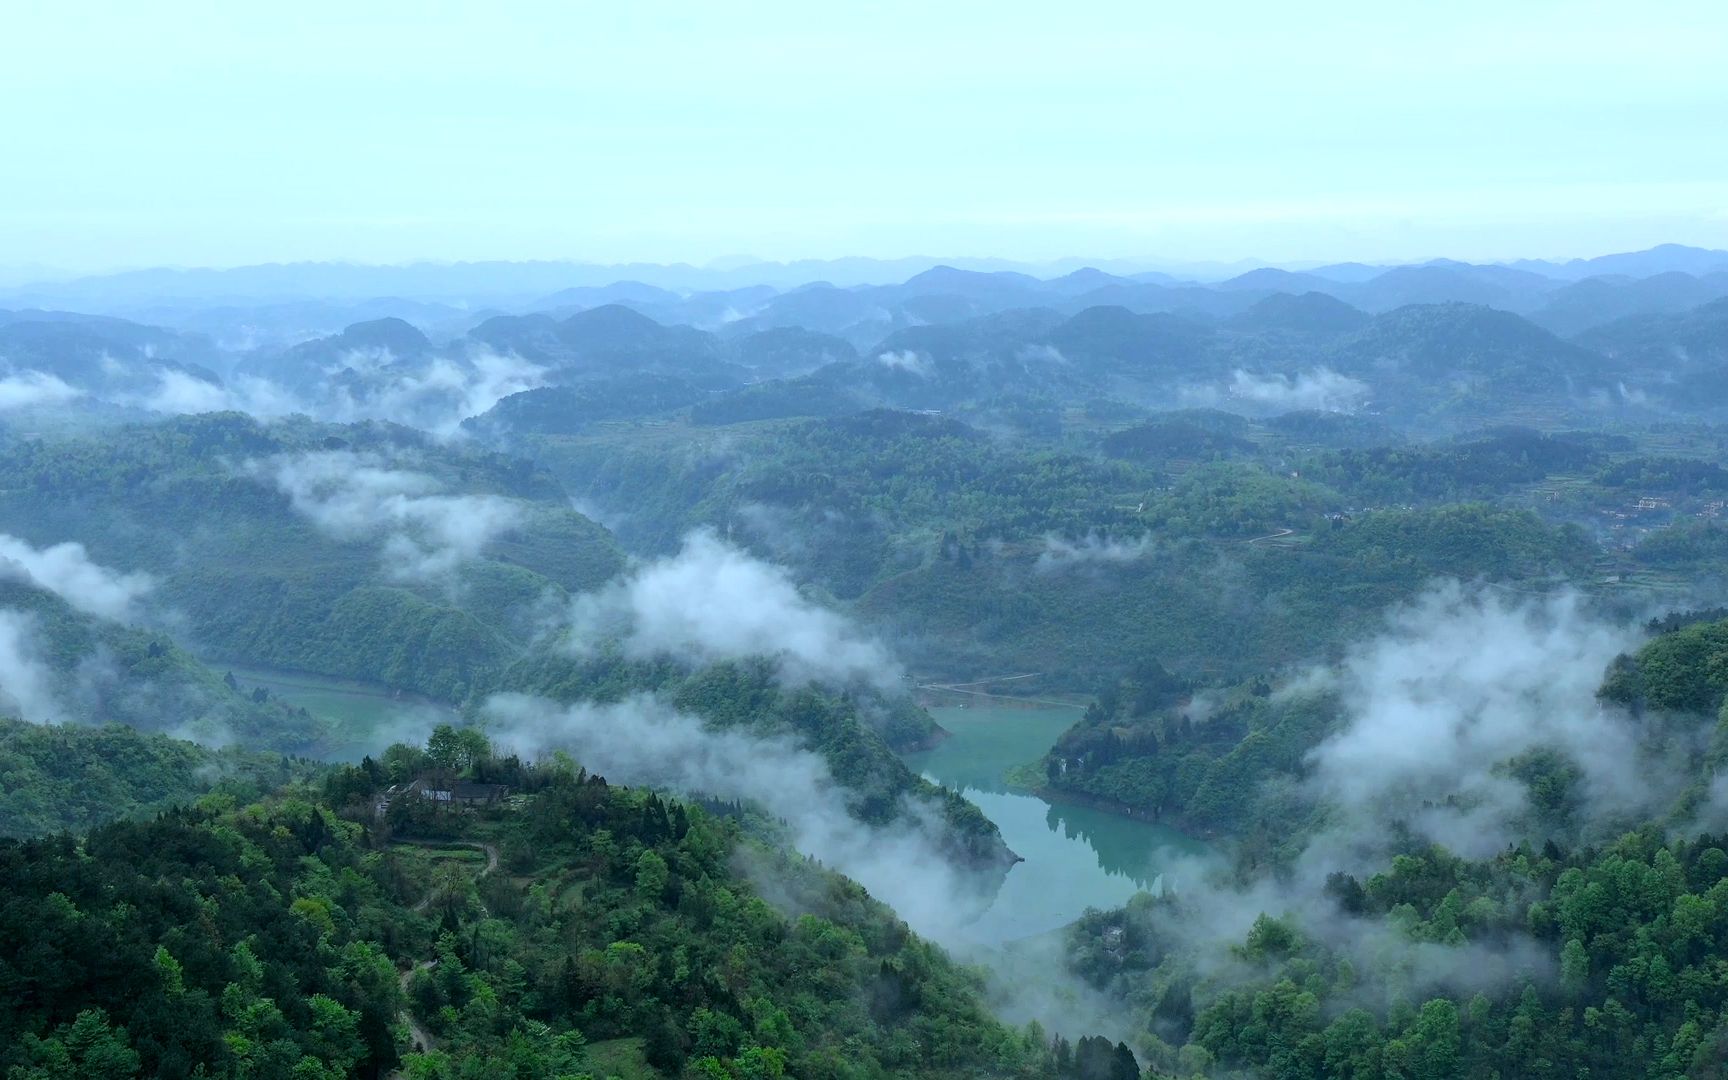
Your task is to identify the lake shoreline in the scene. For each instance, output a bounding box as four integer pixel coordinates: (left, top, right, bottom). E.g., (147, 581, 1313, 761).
(904, 704, 1209, 942)
(219, 662, 454, 708)
(212, 662, 458, 762)
(917, 689, 1089, 711)
(1019, 783, 1221, 842)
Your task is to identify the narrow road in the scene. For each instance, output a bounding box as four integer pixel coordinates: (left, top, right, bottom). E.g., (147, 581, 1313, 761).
(927, 672, 1044, 689)
(481, 842, 498, 875)
(921, 684, 1085, 709)
(407, 840, 497, 911)
(397, 960, 437, 1061)
(917, 673, 1083, 710)
(1245, 527, 1295, 545)
(391, 840, 501, 1070)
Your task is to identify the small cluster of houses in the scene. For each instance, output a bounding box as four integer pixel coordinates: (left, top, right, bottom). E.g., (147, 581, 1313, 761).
(373, 778, 511, 819)
(1592, 494, 1728, 551)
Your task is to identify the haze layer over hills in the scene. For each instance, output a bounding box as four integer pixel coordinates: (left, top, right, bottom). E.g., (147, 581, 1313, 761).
(7, 241, 1728, 1078)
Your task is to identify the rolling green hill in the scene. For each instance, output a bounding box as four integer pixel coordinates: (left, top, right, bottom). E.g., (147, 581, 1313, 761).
(0, 734, 1112, 1080)
(0, 413, 625, 701)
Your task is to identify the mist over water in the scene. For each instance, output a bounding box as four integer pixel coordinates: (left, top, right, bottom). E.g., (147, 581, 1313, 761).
(907, 704, 1206, 943)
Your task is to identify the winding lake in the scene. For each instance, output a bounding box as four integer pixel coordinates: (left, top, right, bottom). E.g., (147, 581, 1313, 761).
(226, 668, 1202, 939)
(904, 703, 1207, 944)
(223, 665, 456, 761)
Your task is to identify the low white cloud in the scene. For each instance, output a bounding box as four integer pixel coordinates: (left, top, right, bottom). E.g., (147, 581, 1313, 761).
(1228, 367, 1368, 413)
(1303, 583, 1648, 860)
(563, 529, 900, 688)
(875, 349, 934, 378)
(0, 534, 155, 622)
(483, 692, 992, 941)
(1696, 772, 1728, 832)
(102, 345, 546, 440)
(1035, 532, 1155, 572)
(248, 450, 524, 581)
(0, 370, 82, 410)
(122, 369, 235, 415)
(1099, 585, 1661, 1014)
(80, 366, 304, 420)
(1614, 381, 1650, 407)
(1018, 344, 1070, 366)
(1183, 366, 1369, 414)
(321, 347, 548, 438)
(0, 610, 63, 723)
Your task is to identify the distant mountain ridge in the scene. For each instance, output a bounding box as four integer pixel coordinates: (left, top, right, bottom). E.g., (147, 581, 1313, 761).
(1507, 243, 1728, 281)
(6, 244, 1726, 314)
(5, 242, 1727, 438)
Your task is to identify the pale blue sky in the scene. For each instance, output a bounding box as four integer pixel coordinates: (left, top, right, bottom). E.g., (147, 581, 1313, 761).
(3, 0, 1726, 271)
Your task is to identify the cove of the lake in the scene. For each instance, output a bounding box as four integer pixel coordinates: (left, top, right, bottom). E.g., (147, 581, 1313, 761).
(223, 665, 455, 760)
(904, 703, 1208, 944)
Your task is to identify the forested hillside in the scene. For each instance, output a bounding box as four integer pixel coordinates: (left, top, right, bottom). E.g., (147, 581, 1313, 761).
(0, 730, 1132, 1080)
(514, 412, 1600, 681)
(1071, 832, 1728, 1078)
(11, 4, 1728, 1075)
(5, 246, 1728, 1080)
(0, 717, 319, 837)
(0, 409, 1021, 899)
(0, 412, 624, 700)
(486, 652, 1011, 872)
(1055, 611, 1728, 1078)
(0, 573, 329, 752)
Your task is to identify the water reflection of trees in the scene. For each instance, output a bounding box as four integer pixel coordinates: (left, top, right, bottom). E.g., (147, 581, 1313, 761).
(1044, 802, 1192, 888)
(942, 785, 1196, 890)
(952, 773, 1012, 796)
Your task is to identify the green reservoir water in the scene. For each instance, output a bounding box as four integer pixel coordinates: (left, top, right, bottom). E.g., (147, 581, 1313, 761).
(224, 665, 455, 761)
(905, 704, 1207, 943)
(227, 670, 1197, 939)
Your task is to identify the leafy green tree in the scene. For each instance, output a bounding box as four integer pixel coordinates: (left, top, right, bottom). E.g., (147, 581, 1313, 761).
(10, 1010, 142, 1079)
(151, 945, 184, 997)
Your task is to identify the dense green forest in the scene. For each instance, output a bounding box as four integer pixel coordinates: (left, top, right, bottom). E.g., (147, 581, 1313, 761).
(483, 652, 1012, 871)
(3, 393, 1723, 1079)
(0, 730, 1137, 1080)
(1051, 613, 1728, 1078)
(512, 412, 1601, 681)
(0, 716, 320, 837)
(6, 253, 1728, 1079)
(0, 573, 331, 752)
(0, 412, 624, 701)
(0, 413, 1016, 880)
(1036, 667, 1332, 842)
(1069, 832, 1728, 1078)
(11, 0, 1728, 1065)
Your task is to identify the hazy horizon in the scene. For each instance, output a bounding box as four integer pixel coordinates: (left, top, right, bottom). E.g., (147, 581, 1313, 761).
(5, 238, 1726, 287)
(5, 1, 1725, 273)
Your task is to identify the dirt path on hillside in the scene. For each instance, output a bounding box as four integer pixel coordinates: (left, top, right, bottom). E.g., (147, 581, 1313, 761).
(1246, 527, 1295, 545)
(918, 673, 1084, 709)
(389, 840, 501, 1072)
(396, 960, 437, 1062)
